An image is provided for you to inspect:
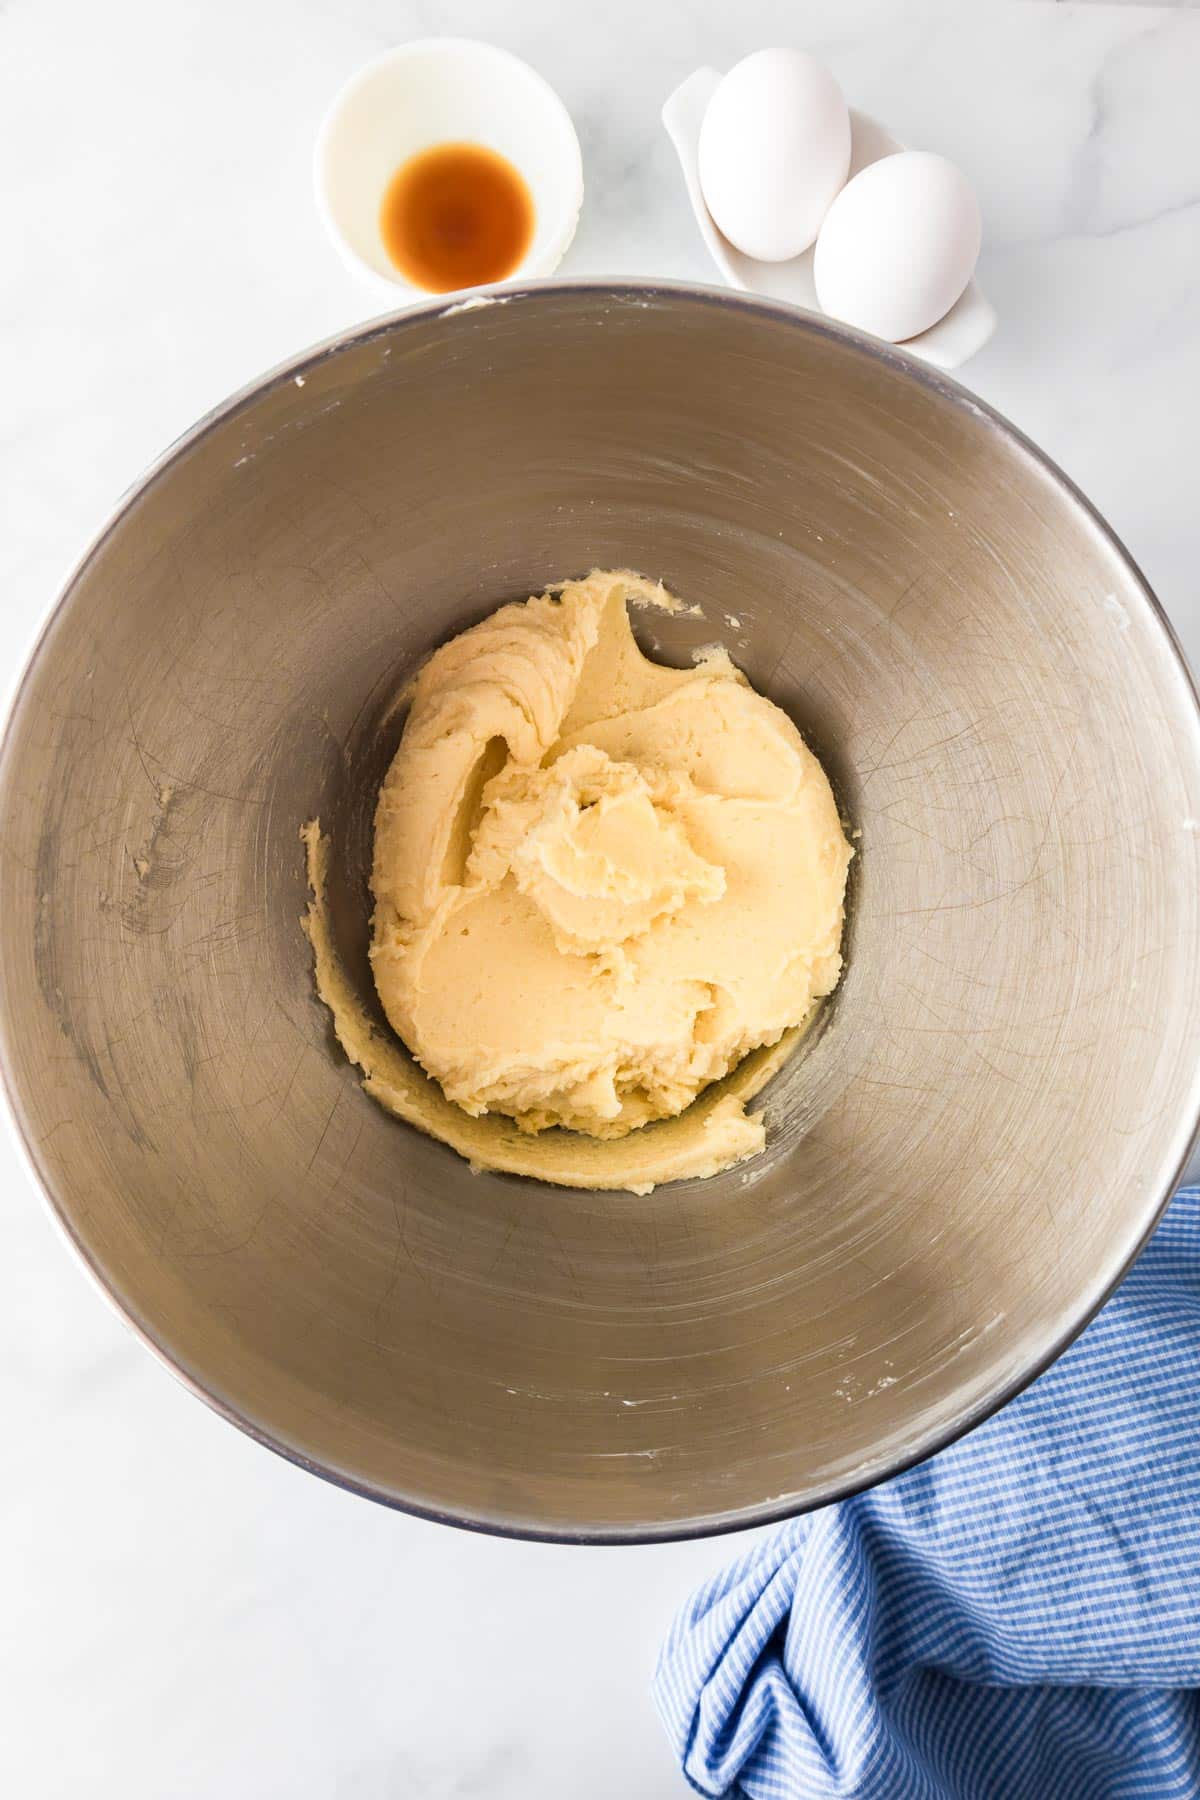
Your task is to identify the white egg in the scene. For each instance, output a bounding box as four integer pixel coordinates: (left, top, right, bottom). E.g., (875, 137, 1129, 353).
(813, 151, 982, 343)
(698, 49, 851, 263)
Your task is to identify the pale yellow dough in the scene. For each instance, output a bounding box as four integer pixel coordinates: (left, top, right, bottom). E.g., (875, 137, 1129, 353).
(304, 570, 852, 1192)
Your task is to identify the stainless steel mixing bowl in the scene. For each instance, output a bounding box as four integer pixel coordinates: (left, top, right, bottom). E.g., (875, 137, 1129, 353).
(3, 283, 1200, 1541)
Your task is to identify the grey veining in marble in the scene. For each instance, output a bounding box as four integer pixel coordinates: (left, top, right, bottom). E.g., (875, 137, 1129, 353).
(2, 3, 1198, 1795)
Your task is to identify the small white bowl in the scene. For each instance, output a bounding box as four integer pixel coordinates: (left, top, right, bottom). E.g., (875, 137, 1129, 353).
(663, 67, 996, 371)
(315, 38, 584, 300)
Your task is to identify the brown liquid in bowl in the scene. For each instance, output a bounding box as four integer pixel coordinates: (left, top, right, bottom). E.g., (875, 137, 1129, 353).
(379, 141, 535, 292)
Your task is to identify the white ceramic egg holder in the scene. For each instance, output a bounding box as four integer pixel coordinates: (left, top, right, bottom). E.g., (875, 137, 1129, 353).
(663, 68, 996, 372)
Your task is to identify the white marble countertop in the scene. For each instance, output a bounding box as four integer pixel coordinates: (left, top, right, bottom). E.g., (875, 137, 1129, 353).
(3, 2, 1199, 1795)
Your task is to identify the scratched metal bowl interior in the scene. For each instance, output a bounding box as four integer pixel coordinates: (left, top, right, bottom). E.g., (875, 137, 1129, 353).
(3, 283, 1200, 1541)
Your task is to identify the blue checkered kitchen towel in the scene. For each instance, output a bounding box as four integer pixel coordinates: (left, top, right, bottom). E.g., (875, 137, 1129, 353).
(654, 1185, 1200, 1799)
